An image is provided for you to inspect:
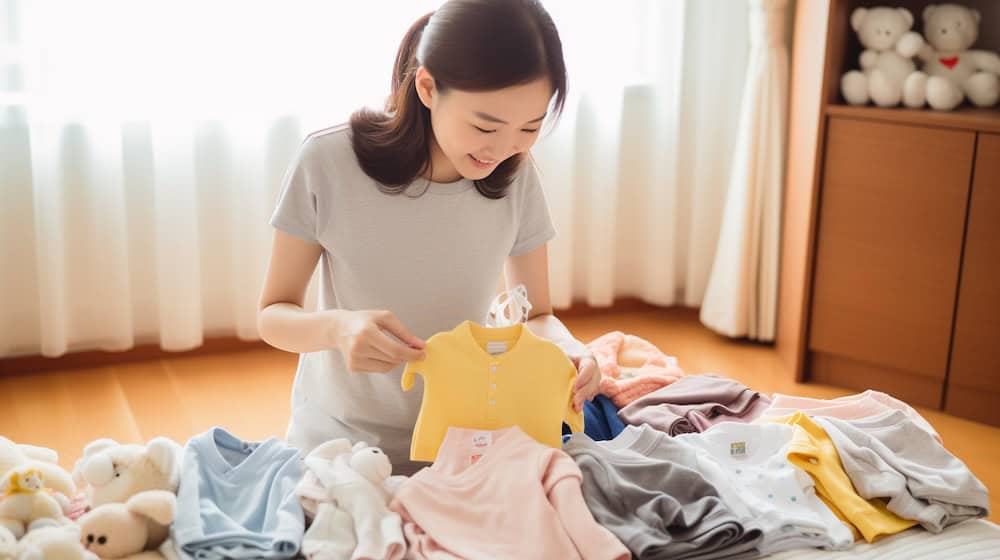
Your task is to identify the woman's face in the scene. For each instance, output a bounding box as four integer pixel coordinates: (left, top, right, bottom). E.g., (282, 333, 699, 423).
(415, 67, 552, 182)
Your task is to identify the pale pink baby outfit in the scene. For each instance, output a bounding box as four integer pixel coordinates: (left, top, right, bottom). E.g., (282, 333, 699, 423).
(587, 331, 686, 407)
(757, 390, 942, 443)
(389, 426, 629, 560)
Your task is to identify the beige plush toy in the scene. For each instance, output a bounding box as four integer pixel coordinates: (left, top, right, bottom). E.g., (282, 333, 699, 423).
(72, 438, 181, 553)
(0, 436, 76, 501)
(0, 525, 14, 558)
(9, 524, 99, 560)
(72, 438, 182, 509)
(840, 6, 918, 106)
(298, 439, 406, 560)
(0, 467, 69, 539)
(899, 3, 1000, 109)
(76, 490, 175, 560)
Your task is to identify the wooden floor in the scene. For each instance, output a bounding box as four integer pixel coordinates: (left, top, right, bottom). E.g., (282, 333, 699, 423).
(1, 307, 996, 521)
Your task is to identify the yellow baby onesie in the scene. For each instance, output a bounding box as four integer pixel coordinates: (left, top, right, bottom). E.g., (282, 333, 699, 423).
(402, 320, 583, 462)
(770, 412, 917, 542)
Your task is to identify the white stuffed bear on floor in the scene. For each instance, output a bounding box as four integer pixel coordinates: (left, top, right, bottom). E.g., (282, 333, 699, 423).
(0, 437, 76, 508)
(0, 467, 70, 539)
(76, 490, 175, 560)
(72, 438, 182, 554)
(5, 525, 99, 560)
(72, 438, 182, 510)
(298, 439, 406, 560)
(899, 3, 1000, 110)
(841, 6, 918, 106)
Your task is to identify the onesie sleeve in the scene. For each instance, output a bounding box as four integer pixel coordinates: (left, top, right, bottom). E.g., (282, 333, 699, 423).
(270, 136, 321, 244)
(509, 157, 557, 256)
(401, 350, 431, 392)
(543, 450, 629, 560)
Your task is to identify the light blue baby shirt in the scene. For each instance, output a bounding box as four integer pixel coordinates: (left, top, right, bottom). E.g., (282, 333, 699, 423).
(173, 427, 304, 559)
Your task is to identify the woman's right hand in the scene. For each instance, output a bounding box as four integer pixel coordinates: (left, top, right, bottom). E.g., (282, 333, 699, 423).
(333, 310, 426, 373)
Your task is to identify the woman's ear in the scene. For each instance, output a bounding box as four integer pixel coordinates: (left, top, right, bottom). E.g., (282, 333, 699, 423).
(414, 66, 436, 110)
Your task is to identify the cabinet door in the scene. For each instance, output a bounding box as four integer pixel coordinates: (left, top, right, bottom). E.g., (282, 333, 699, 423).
(946, 133, 1000, 426)
(808, 117, 975, 407)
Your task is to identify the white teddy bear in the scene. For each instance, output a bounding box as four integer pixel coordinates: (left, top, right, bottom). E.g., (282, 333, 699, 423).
(72, 437, 182, 553)
(76, 490, 175, 560)
(298, 439, 406, 560)
(72, 437, 182, 508)
(899, 3, 1000, 110)
(841, 6, 918, 106)
(7, 525, 99, 560)
(0, 467, 70, 540)
(0, 437, 76, 505)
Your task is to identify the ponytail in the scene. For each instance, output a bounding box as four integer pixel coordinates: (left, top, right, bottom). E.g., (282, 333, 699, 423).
(350, 12, 434, 194)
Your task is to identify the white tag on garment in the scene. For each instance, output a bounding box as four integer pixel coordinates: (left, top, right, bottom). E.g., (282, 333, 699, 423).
(730, 441, 747, 458)
(472, 431, 493, 449)
(470, 431, 493, 465)
(486, 341, 508, 355)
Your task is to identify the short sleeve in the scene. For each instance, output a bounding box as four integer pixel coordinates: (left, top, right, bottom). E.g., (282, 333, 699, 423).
(509, 157, 557, 256)
(403, 337, 438, 390)
(270, 137, 320, 244)
(401, 356, 428, 391)
(541, 448, 583, 495)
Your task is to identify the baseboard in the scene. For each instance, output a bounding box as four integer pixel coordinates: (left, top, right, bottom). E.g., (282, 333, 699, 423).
(0, 338, 273, 376)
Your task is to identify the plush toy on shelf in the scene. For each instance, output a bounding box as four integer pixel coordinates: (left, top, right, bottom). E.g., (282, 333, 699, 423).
(840, 6, 919, 106)
(898, 3, 1000, 110)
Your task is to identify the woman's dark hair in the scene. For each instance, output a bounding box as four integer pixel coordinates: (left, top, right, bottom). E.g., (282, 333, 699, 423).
(350, 0, 567, 199)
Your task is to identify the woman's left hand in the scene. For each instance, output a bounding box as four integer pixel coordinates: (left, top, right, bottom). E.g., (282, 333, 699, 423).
(571, 355, 601, 412)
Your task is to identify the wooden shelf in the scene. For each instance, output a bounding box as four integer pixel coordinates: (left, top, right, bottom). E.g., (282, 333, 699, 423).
(825, 104, 1000, 134)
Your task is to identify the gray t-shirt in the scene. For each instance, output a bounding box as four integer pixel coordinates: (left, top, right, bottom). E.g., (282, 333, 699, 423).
(269, 124, 556, 474)
(563, 426, 763, 560)
(814, 411, 990, 532)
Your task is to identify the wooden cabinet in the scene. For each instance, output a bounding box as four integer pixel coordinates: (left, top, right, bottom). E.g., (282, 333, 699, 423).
(946, 134, 1000, 425)
(778, 0, 1000, 426)
(808, 119, 975, 408)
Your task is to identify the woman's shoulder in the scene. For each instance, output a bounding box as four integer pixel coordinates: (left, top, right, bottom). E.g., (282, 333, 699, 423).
(293, 122, 371, 181)
(299, 122, 353, 160)
(506, 153, 544, 198)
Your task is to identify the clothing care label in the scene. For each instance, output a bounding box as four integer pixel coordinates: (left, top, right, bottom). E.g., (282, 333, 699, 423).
(470, 431, 493, 465)
(730, 441, 748, 458)
(472, 431, 493, 448)
(486, 341, 508, 355)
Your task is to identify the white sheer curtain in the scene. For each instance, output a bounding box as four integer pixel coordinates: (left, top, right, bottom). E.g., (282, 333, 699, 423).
(538, 0, 750, 310)
(0, 0, 767, 359)
(699, 0, 789, 341)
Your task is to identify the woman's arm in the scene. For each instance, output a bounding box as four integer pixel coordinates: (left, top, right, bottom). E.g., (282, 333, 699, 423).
(258, 231, 425, 369)
(257, 230, 339, 354)
(505, 244, 600, 410)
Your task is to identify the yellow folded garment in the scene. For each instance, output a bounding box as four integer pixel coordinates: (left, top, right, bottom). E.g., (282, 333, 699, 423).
(769, 412, 917, 543)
